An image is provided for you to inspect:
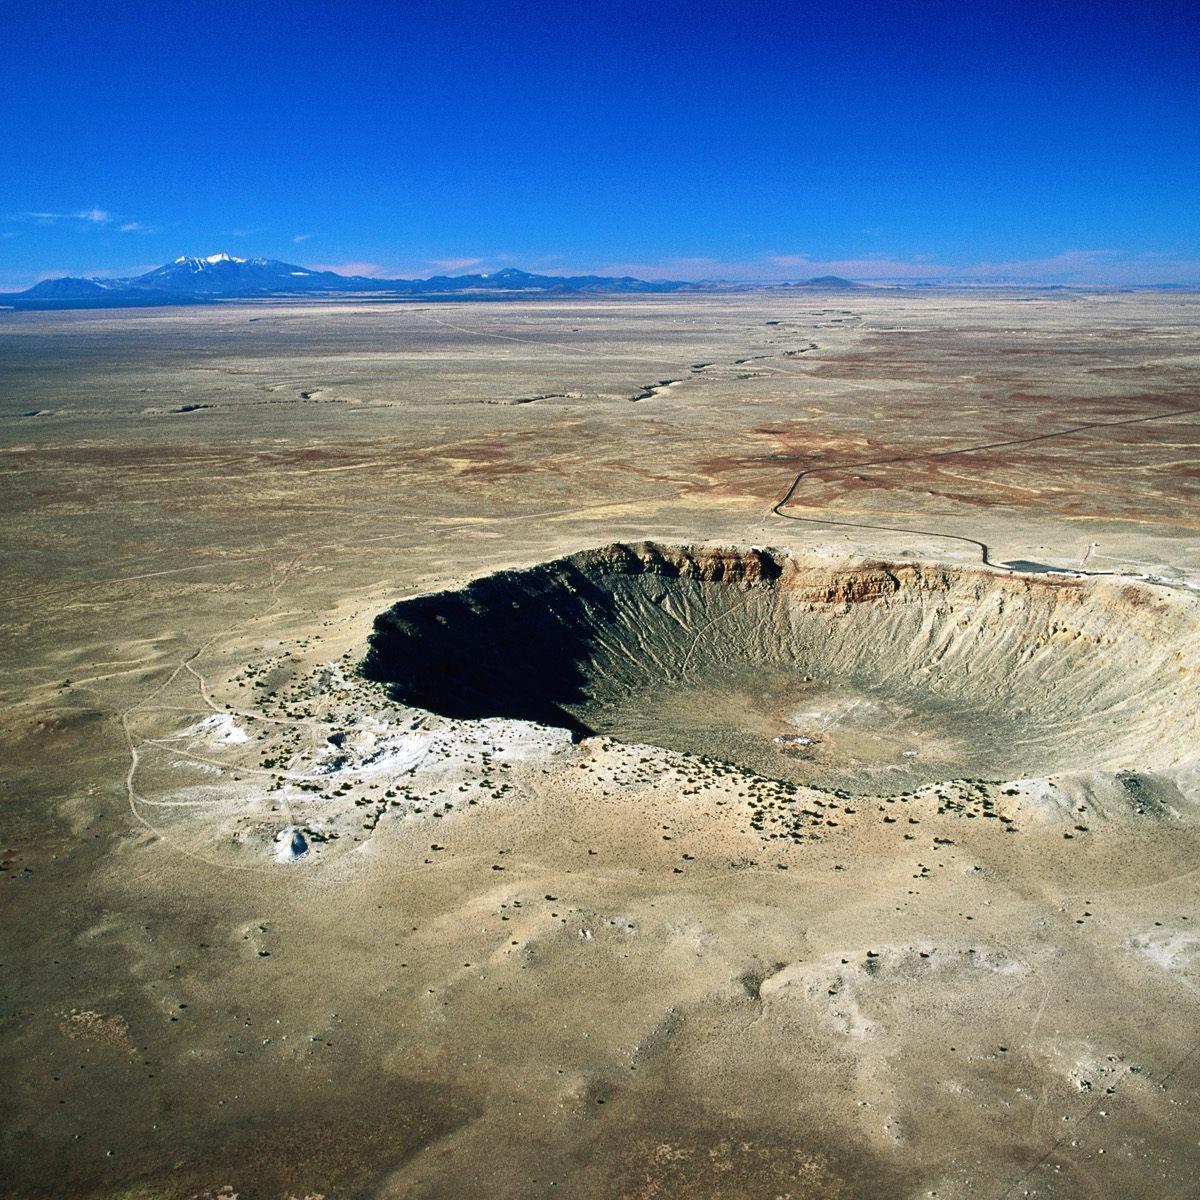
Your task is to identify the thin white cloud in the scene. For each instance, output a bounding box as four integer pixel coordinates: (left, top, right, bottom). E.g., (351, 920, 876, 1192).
(597, 250, 1200, 286)
(430, 256, 484, 271)
(764, 254, 946, 280)
(119, 221, 150, 233)
(292, 233, 313, 243)
(310, 261, 389, 277)
(914, 250, 1200, 285)
(24, 208, 111, 224)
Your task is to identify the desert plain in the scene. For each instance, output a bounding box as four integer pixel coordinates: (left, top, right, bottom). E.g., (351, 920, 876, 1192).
(2, 289, 1200, 1199)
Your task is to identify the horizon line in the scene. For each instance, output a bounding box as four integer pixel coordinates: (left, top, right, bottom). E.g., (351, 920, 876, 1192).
(4, 249, 1200, 293)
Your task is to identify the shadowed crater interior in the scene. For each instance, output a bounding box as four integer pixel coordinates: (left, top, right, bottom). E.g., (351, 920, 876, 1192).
(363, 542, 1199, 791)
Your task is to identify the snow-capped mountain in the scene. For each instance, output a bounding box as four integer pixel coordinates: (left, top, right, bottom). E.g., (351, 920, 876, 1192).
(130, 253, 346, 293)
(2, 254, 851, 308)
(119, 255, 704, 297)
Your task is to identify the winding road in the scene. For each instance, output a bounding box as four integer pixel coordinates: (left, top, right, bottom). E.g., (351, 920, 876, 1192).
(771, 403, 1200, 566)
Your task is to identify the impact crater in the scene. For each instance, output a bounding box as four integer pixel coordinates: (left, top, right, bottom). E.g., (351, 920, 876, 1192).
(364, 543, 1200, 791)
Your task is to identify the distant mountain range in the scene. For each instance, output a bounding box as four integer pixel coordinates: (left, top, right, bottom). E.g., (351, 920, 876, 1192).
(0, 253, 861, 309)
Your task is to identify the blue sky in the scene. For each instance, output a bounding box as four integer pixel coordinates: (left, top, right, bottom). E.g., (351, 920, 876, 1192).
(2, 0, 1198, 288)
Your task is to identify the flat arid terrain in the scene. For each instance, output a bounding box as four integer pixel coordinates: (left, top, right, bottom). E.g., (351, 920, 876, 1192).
(3, 290, 1200, 1199)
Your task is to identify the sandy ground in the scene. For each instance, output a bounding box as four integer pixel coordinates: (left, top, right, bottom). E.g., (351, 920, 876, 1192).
(2, 290, 1199, 1198)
